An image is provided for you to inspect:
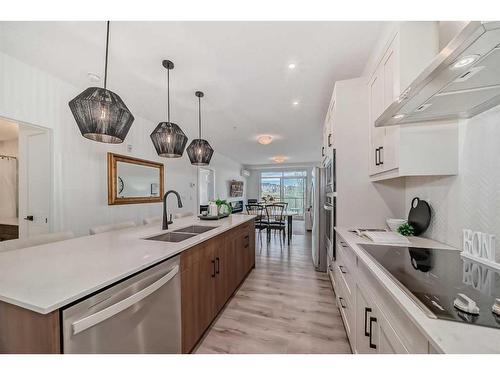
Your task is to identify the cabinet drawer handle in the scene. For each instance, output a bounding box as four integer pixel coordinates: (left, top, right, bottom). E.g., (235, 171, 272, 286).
(211, 259, 216, 278)
(339, 297, 347, 309)
(321, 146, 325, 157)
(339, 265, 347, 274)
(375, 147, 380, 166)
(379, 146, 384, 165)
(369, 316, 377, 349)
(340, 241, 348, 248)
(364, 307, 372, 337)
(215, 257, 220, 274)
(328, 133, 332, 147)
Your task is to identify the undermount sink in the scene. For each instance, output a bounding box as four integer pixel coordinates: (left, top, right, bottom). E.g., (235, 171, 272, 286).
(144, 225, 218, 243)
(145, 232, 197, 243)
(174, 225, 218, 234)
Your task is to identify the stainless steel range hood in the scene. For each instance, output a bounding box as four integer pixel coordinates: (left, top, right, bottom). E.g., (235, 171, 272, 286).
(376, 21, 500, 127)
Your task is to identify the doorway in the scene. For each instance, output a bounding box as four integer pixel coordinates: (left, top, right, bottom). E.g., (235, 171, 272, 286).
(198, 167, 215, 206)
(0, 116, 52, 240)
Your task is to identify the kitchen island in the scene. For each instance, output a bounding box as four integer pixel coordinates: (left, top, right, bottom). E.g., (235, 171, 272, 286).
(0, 215, 255, 354)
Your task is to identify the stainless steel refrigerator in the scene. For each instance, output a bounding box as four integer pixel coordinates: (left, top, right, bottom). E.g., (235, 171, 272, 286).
(311, 152, 336, 272)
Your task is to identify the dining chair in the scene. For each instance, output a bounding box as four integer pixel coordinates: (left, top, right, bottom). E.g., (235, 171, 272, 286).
(0, 231, 75, 252)
(246, 204, 268, 244)
(89, 221, 136, 235)
(265, 204, 286, 242)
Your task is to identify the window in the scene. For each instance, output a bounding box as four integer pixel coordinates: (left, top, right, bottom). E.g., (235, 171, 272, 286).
(259, 170, 307, 218)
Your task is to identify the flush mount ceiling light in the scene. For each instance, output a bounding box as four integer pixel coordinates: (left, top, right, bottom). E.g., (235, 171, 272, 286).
(69, 21, 134, 144)
(392, 114, 405, 120)
(257, 135, 273, 145)
(150, 60, 188, 158)
(271, 156, 288, 164)
(288, 63, 296, 70)
(450, 54, 480, 70)
(292, 100, 300, 106)
(187, 91, 214, 166)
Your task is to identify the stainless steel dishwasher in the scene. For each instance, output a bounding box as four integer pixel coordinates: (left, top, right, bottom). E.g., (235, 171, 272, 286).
(62, 255, 181, 353)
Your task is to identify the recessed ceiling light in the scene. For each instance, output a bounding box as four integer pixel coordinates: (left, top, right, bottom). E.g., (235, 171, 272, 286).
(271, 155, 288, 163)
(288, 63, 296, 70)
(292, 100, 299, 106)
(392, 114, 405, 120)
(87, 72, 101, 82)
(451, 55, 480, 70)
(257, 135, 273, 145)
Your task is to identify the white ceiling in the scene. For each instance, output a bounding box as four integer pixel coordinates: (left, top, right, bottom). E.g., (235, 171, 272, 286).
(0, 21, 384, 165)
(0, 117, 18, 141)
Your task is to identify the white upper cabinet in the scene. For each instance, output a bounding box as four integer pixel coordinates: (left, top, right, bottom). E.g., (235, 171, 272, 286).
(322, 89, 336, 163)
(368, 22, 459, 181)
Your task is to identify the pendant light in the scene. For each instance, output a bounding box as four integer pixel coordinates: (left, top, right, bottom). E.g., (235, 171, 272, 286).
(150, 60, 188, 158)
(187, 91, 214, 166)
(68, 21, 134, 144)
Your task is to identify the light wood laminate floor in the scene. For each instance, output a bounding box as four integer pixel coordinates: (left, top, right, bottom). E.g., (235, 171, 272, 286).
(195, 225, 351, 354)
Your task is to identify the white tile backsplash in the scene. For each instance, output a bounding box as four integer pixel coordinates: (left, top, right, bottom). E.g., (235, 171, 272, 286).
(405, 104, 500, 251)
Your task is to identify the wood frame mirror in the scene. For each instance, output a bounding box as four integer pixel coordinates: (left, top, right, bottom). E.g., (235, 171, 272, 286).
(107, 153, 164, 205)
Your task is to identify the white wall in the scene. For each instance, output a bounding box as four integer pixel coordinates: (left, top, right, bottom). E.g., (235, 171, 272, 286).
(209, 152, 246, 203)
(0, 51, 243, 236)
(405, 105, 500, 251)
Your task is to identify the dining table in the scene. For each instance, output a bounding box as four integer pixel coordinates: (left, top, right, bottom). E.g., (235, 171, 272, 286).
(255, 202, 295, 245)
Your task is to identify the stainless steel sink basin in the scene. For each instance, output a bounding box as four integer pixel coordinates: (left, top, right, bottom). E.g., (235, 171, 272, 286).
(145, 232, 197, 243)
(174, 225, 218, 234)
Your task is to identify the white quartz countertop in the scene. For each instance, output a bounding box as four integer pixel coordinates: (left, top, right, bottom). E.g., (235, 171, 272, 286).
(0, 214, 255, 314)
(335, 227, 500, 354)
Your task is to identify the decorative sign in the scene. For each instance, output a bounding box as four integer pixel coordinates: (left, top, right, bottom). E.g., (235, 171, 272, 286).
(462, 229, 497, 265)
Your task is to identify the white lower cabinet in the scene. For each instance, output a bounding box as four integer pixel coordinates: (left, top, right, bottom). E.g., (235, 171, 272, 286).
(333, 234, 430, 354)
(355, 285, 408, 354)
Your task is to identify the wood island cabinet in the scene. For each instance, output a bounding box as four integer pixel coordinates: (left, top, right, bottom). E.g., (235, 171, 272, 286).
(180, 220, 255, 353)
(0, 219, 255, 354)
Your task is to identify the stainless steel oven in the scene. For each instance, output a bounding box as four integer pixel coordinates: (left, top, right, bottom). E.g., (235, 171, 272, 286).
(324, 193, 336, 261)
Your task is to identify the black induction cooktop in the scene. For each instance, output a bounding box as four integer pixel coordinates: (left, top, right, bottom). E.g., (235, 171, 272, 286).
(360, 244, 500, 330)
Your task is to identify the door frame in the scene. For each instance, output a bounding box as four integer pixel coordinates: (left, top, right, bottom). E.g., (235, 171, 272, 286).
(0, 115, 54, 238)
(197, 166, 216, 209)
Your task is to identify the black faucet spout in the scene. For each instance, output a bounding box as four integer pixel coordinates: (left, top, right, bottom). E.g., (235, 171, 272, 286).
(162, 190, 183, 230)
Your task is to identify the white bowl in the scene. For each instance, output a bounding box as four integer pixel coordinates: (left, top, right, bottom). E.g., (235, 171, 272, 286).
(386, 218, 407, 232)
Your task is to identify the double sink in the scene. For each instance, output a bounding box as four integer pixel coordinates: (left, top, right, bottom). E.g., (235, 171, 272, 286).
(145, 225, 219, 243)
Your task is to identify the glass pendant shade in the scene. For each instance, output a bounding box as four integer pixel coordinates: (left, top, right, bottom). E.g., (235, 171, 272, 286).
(187, 91, 214, 166)
(69, 87, 134, 143)
(68, 21, 134, 144)
(150, 59, 188, 158)
(150, 121, 188, 158)
(187, 138, 214, 166)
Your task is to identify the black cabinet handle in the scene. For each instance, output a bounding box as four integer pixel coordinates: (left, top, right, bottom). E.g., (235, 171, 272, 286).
(375, 148, 380, 166)
(379, 146, 384, 165)
(369, 316, 377, 349)
(328, 133, 332, 147)
(215, 257, 220, 274)
(211, 259, 216, 278)
(321, 146, 325, 157)
(339, 265, 347, 274)
(364, 307, 372, 336)
(339, 297, 347, 309)
(24, 215, 34, 221)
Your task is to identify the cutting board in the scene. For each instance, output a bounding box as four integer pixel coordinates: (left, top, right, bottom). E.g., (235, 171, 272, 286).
(407, 197, 431, 236)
